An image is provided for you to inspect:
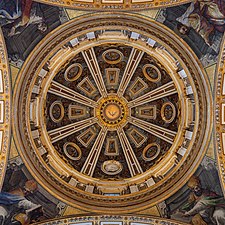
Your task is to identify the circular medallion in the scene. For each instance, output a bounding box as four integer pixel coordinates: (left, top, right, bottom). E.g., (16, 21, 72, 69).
(102, 160, 123, 175)
(161, 102, 176, 123)
(13, 13, 212, 213)
(142, 143, 160, 161)
(104, 103, 121, 121)
(63, 142, 82, 161)
(142, 64, 161, 83)
(49, 101, 64, 123)
(96, 96, 129, 130)
(102, 49, 123, 64)
(64, 63, 82, 81)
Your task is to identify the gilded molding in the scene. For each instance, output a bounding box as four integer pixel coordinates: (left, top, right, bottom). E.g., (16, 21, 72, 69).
(34, 215, 189, 225)
(214, 33, 225, 196)
(34, 0, 192, 11)
(0, 28, 11, 190)
(13, 13, 212, 213)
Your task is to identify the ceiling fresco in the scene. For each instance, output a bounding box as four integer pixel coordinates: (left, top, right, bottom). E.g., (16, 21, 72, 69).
(13, 13, 212, 213)
(0, 0, 224, 225)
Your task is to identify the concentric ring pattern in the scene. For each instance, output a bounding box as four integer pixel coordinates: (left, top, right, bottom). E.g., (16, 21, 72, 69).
(13, 13, 212, 213)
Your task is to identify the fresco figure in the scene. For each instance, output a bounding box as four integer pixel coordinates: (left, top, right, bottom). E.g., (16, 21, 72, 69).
(0, 0, 47, 36)
(0, 0, 33, 25)
(0, 180, 42, 225)
(182, 176, 225, 225)
(177, 0, 225, 45)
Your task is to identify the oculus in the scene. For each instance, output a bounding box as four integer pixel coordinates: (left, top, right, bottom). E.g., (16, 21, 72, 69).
(33, 0, 192, 12)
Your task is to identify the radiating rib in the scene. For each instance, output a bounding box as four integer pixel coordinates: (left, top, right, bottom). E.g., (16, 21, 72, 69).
(49, 81, 98, 108)
(128, 116, 176, 144)
(49, 117, 98, 143)
(82, 48, 107, 97)
(127, 81, 177, 108)
(81, 127, 108, 176)
(117, 48, 144, 97)
(117, 127, 143, 177)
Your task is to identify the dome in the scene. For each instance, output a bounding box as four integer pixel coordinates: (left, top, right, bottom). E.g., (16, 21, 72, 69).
(13, 13, 212, 213)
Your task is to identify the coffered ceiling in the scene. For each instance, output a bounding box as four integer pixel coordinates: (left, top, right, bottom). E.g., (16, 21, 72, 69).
(12, 13, 212, 213)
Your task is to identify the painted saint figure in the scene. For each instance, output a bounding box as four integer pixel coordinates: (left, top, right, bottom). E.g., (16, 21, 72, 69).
(176, 0, 225, 45)
(182, 176, 225, 225)
(0, 180, 42, 225)
(0, 0, 47, 36)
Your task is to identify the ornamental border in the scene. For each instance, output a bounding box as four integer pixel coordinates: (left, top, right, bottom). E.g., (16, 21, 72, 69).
(214, 33, 225, 197)
(34, 214, 189, 225)
(0, 28, 11, 191)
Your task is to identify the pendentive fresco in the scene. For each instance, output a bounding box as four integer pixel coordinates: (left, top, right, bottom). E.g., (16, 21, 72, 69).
(0, 0, 224, 225)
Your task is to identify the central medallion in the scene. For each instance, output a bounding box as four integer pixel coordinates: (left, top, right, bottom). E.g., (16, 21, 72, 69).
(96, 95, 129, 130)
(104, 103, 121, 121)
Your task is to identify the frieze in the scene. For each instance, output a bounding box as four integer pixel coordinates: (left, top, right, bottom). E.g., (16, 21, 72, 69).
(34, 215, 189, 225)
(34, 0, 192, 11)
